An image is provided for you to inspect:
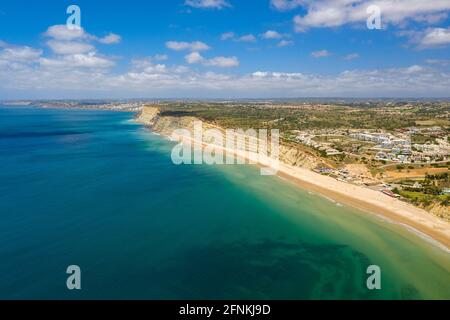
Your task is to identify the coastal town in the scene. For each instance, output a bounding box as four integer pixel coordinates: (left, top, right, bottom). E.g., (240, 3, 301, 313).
(292, 126, 450, 218)
(294, 127, 449, 164)
(1, 100, 144, 112)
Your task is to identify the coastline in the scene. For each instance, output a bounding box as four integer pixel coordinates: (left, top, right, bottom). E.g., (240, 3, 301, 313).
(276, 165, 450, 252)
(136, 108, 450, 251)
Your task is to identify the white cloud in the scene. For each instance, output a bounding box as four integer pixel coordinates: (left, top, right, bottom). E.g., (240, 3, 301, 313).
(131, 56, 170, 70)
(420, 27, 450, 47)
(236, 34, 257, 42)
(261, 30, 283, 39)
(221, 32, 257, 42)
(277, 40, 294, 47)
(98, 33, 121, 44)
(173, 65, 190, 73)
(205, 56, 239, 67)
(399, 27, 450, 49)
(143, 64, 167, 74)
(252, 71, 269, 78)
(39, 25, 118, 70)
(311, 50, 330, 58)
(2, 53, 450, 98)
(0, 46, 42, 62)
(185, 0, 231, 9)
(2, 22, 450, 98)
(44, 25, 88, 41)
(203, 71, 231, 80)
(221, 32, 235, 40)
(40, 52, 115, 69)
(270, 0, 303, 11)
(46, 40, 94, 55)
(185, 52, 239, 67)
(287, 0, 450, 32)
(344, 53, 360, 60)
(154, 54, 169, 61)
(237, 66, 450, 97)
(185, 52, 205, 64)
(166, 41, 210, 51)
(405, 65, 423, 73)
(44, 25, 121, 46)
(425, 58, 450, 66)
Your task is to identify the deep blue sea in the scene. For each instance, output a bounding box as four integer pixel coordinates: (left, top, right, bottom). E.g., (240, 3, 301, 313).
(0, 105, 449, 299)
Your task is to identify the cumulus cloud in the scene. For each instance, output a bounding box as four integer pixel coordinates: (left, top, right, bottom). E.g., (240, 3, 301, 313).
(205, 56, 239, 67)
(185, 0, 231, 9)
(0, 45, 42, 62)
(131, 55, 169, 69)
(185, 51, 239, 67)
(153, 54, 169, 61)
(425, 58, 450, 66)
(399, 27, 450, 49)
(404, 65, 424, 73)
(185, 52, 205, 64)
(221, 32, 257, 42)
(166, 41, 210, 51)
(261, 30, 284, 39)
(44, 25, 121, 45)
(420, 27, 450, 48)
(236, 34, 257, 42)
(44, 25, 87, 41)
(277, 40, 294, 47)
(2, 21, 450, 98)
(344, 53, 360, 60)
(270, 0, 303, 11)
(5, 31, 447, 98)
(40, 25, 118, 70)
(284, 0, 450, 32)
(46, 40, 94, 55)
(238, 65, 449, 97)
(40, 52, 115, 69)
(311, 50, 330, 58)
(97, 33, 121, 44)
(221, 32, 235, 40)
(1, 47, 449, 98)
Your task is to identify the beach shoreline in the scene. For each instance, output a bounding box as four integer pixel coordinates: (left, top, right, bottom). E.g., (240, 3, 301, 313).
(275, 166, 450, 252)
(136, 108, 450, 251)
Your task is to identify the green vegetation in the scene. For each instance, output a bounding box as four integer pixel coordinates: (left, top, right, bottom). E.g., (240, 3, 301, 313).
(398, 190, 447, 206)
(155, 101, 450, 132)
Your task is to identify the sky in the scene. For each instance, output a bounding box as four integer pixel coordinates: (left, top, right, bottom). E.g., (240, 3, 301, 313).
(0, 0, 450, 99)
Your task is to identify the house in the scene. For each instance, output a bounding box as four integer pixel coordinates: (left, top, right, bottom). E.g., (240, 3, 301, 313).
(326, 148, 342, 156)
(382, 189, 400, 198)
(375, 152, 388, 160)
(412, 182, 423, 189)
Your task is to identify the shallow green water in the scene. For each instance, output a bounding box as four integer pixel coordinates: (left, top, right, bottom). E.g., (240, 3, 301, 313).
(0, 105, 449, 299)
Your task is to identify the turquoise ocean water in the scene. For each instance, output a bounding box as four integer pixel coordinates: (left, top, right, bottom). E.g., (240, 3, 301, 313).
(0, 105, 449, 299)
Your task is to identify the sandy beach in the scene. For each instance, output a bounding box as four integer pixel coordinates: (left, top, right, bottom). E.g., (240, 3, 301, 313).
(178, 130, 450, 251)
(276, 163, 450, 251)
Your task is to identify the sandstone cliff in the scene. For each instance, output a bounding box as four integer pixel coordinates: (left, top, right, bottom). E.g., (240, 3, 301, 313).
(136, 106, 321, 170)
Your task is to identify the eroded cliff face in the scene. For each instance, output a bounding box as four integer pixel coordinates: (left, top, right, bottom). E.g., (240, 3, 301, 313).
(135, 106, 159, 125)
(429, 205, 450, 222)
(278, 146, 320, 170)
(136, 106, 200, 137)
(136, 106, 321, 169)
